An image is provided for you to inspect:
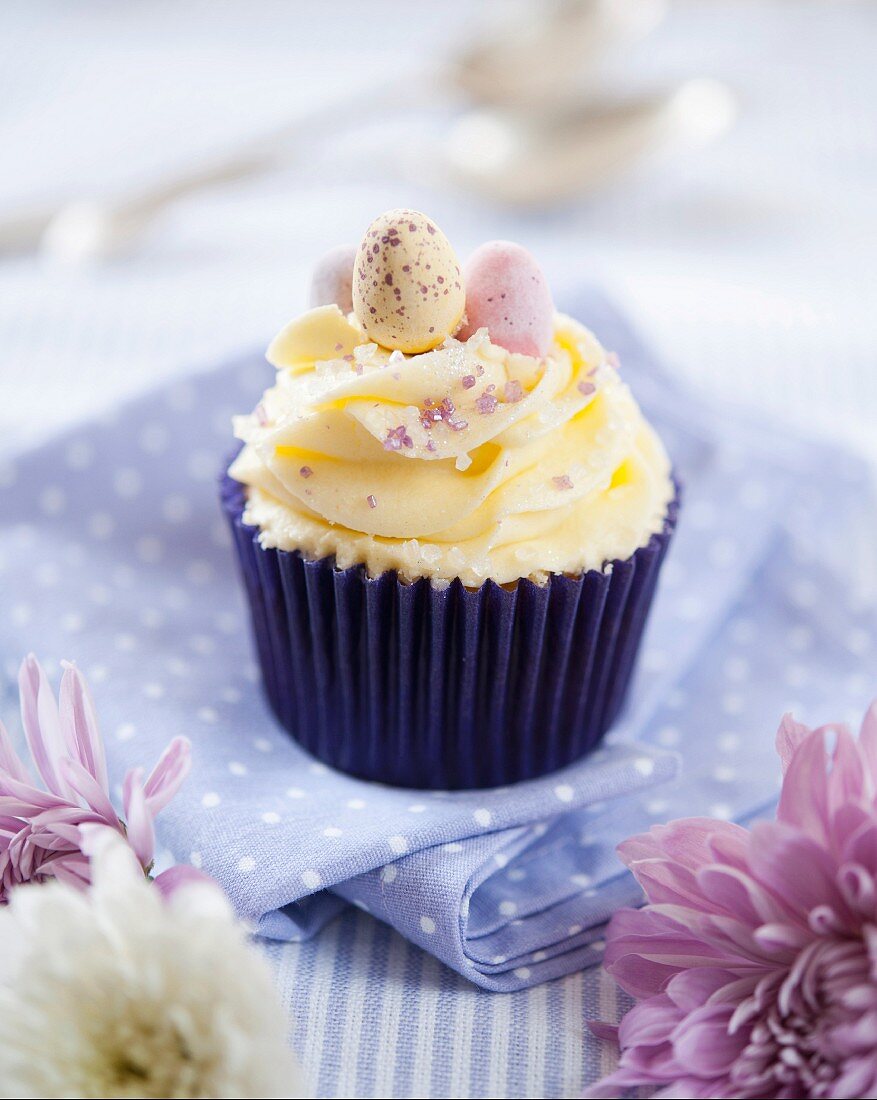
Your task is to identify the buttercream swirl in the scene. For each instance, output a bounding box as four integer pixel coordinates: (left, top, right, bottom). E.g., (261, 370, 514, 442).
(230, 306, 673, 586)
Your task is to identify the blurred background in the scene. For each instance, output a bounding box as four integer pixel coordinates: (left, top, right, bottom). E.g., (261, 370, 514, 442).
(0, 0, 875, 464)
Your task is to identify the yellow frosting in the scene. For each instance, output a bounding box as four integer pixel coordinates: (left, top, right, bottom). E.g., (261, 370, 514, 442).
(230, 306, 673, 587)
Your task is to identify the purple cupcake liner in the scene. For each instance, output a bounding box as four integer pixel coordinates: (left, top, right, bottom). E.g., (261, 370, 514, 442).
(220, 463, 680, 789)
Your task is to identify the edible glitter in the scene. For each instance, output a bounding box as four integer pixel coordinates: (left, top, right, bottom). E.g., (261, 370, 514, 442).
(419, 396, 466, 432)
(504, 380, 523, 403)
(299, 466, 313, 479)
(552, 475, 574, 491)
(384, 425, 413, 450)
(367, 494, 378, 509)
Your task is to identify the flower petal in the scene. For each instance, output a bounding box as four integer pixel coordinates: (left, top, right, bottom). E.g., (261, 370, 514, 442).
(18, 655, 71, 798)
(122, 768, 155, 870)
(59, 661, 108, 794)
(143, 737, 191, 817)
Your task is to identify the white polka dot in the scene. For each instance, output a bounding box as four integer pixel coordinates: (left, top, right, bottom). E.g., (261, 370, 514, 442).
(139, 423, 170, 454)
(190, 851, 202, 868)
(723, 656, 750, 681)
(214, 612, 238, 635)
(473, 808, 492, 827)
(198, 707, 218, 724)
(568, 924, 583, 936)
(309, 762, 328, 776)
(115, 633, 137, 653)
(719, 732, 740, 752)
(142, 682, 164, 699)
(136, 536, 163, 564)
(229, 761, 247, 776)
(116, 723, 136, 742)
(790, 579, 818, 609)
(87, 512, 115, 540)
(513, 967, 531, 980)
(710, 803, 733, 820)
(408, 803, 426, 814)
(187, 451, 215, 482)
(36, 562, 60, 587)
(591, 940, 606, 954)
(88, 664, 108, 683)
(323, 826, 343, 838)
(494, 853, 509, 869)
(253, 736, 271, 751)
(499, 900, 517, 917)
(420, 916, 436, 935)
(532, 822, 549, 838)
(186, 560, 213, 585)
(162, 494, 192, 523)
(286, 787, 306, 799)
(237, 856, 256, 873)
(167, 657, 190, 677)
(89, 584, 111, 605)
(532, 951, 547, 963)
(677, 595, 704, 622)
(443, 842, 463, 853)
(784, 665, 808, 688)
(657, 725, 680, 746)
(571, 873, 592, 888)
(140, 608, 164, 629)
(262, 812, 281, 825)
(709, 538, 736, 568)
(201, 792, 221, 808)
(11, 604, 32, 627)
(847, 628, 871, 655)
(722, 692, 744, 715)
(39, 486, 66, 516)
(633, 757, 655, 777)
(114, 468, 142, 499)
(347, 799, 366, 810)
(508, 868, 526, 882)
(554, 784, 574, 803)
(739, 480, 768, 509)
(387, 835, 409, 854)
(646, 798, 669, 815)
(714, 764, 736, 782)
(788, 625, 814, 651)
(301, 870, 322, 890)
(730, 618, 756, 644)
(380, 864, 397, 884)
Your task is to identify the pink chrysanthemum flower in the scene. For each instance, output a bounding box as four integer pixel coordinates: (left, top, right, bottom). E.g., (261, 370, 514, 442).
(589, 704, 877, 1099)
(0, 655, 190, 899)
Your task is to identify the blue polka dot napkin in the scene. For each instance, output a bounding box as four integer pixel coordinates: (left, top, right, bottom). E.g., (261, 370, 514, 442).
(1, 288, 875, 991)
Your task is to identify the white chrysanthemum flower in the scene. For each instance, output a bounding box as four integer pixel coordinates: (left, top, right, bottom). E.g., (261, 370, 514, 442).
(0, 828, 306, 1099)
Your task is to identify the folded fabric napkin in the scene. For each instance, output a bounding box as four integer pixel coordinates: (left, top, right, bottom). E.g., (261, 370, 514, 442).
(1, 288, 875, 991)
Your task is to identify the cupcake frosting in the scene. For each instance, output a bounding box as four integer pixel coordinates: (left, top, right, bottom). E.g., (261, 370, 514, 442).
(230, 305, 673, 586)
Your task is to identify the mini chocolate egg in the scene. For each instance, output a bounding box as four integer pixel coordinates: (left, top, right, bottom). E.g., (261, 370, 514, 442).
(457, 241, 554, 358)
(352, 209, 465, 354)
(309, 243, 357, 313)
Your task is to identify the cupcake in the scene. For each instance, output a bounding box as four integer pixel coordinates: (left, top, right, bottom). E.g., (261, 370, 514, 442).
(221, 210, 678, 789)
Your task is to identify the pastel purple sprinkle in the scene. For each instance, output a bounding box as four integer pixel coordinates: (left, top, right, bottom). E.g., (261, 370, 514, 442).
(552, 474, 574, 491)
(577, 381, 596, 396)
(367, 494, 378, 509)
(462, 375, 476, 389)
(384, 425, 413, 451)
(504, 380, 523, 403)
(476, 392, 498, 415)
(299, 466, 313, 479)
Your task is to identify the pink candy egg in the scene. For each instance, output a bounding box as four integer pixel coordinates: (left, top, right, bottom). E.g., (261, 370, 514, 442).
(309, 244, 357, 314)
(458, 241, 554, 357)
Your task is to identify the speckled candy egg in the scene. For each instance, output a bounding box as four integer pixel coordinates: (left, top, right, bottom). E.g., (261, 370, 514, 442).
(457, 240, 554, 358)
(309, 243, 357, 314)
(352, 210, 465, 353)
